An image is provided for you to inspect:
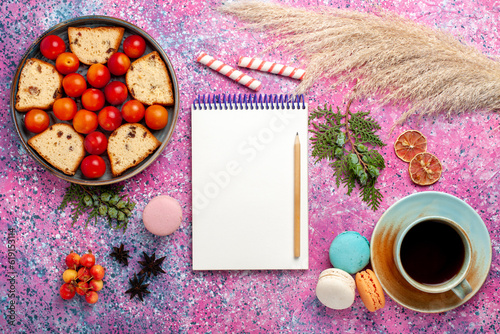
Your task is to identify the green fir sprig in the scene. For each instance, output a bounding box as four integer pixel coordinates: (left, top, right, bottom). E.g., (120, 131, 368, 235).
(58, 184, 136, 232)
(309, 100, 386, 210)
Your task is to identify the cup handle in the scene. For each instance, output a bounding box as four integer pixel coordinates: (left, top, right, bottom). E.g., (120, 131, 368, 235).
(452, 279, 472, 299)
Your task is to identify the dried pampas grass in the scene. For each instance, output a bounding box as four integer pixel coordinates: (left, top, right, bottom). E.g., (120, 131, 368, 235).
(221, 1, 500, 123)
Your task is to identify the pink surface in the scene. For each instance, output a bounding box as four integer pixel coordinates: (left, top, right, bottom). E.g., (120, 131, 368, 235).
(143, 195, 182, 236)
(0, 0, 499, 332)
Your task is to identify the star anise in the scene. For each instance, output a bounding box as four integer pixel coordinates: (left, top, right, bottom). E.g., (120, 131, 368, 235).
(125, 274, 150, 301)
(110, 243, 131, 266)
(137, 252, 166, 277)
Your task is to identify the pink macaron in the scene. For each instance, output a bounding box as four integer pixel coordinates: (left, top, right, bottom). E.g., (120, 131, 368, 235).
(142, 195, 182, 236)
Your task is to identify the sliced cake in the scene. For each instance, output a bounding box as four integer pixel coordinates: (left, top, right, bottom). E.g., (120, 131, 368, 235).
(125, 51, 174, 106)
(28, 123, 85, 175)
(68, 26, 125, 65)
(107, 123, 161, 176)
(15, 58, 63, 112)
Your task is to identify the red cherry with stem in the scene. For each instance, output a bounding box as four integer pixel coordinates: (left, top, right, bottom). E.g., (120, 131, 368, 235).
(65, 251, 81, 269)
(89, 265, 106, 281)
(85, 291, 99, 304)
(80, 250, 95, 268)
(77, 267, 92, 282)
(60, 283, 76, 300)
(75, 281, 90, 296)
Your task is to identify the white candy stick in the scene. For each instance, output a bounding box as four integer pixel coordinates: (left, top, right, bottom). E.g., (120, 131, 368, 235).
(238, 57, 305, 80)
(196, 52, 262, 91)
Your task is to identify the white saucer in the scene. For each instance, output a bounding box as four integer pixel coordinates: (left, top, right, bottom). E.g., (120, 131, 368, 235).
(371, 191, 492, 313)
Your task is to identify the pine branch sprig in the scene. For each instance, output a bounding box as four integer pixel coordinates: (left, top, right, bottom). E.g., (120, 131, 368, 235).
(330, 156, 348, 189)
(58, 184, 136, 232)
(361, 179, 384, 211)
(348, 112, 386, 147)
(309, 101, 386, 210)
(363, 150, 385, 170)
(310, 127, 340, 162)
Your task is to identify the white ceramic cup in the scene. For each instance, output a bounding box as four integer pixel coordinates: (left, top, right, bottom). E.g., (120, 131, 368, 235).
(394, 216, 472, 299)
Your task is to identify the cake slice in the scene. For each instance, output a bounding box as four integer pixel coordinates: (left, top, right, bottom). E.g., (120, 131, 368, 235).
(126, 51, 174, 106)
(107, 123, 161, 176)
(28, 123, 85, 175)
(68, 26, 125, 65)
(15, 58, 63, 112)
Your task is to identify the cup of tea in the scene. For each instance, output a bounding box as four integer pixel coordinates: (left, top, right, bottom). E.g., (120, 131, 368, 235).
(393, 216, 472, 299)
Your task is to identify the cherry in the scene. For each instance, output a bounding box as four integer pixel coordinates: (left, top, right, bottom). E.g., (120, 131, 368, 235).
(60, 283, 76, 300)
(62, 269, 78, 283)
(90, 265, 105, 280)
(60, 249, 105, 304)
(75, 281, 89, 296)
(77, 267, 92, 282)
(65, 251, 80, 269)
(80, 250, 95, 268)
(85, 291, 99, 304)
(89, 279, 103, 292)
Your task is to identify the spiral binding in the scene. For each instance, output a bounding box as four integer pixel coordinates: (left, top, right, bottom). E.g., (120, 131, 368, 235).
(192, 94, 306, 110)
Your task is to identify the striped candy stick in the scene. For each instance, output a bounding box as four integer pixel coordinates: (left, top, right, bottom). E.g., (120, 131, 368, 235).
(238, 57, 306, 80)
(196, 52, 262, 91)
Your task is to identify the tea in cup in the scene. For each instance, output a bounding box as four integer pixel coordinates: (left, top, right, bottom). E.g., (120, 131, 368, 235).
(394, 216, 472, 299)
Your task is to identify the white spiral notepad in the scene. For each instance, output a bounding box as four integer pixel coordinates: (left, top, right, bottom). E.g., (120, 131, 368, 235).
(191, 94, 309, 270)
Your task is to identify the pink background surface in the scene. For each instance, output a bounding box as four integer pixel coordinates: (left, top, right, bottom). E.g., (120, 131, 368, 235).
(0, 0, 499, 332)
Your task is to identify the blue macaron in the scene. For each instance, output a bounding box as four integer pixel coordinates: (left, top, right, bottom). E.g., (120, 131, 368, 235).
(329, 231, 370, 274)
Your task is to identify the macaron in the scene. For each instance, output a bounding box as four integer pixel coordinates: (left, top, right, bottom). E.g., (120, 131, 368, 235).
(315, 268, 356, 310)
(355, 269, 386, 312)
(142, 195, 182, 236)
(329, 231, 370, 274)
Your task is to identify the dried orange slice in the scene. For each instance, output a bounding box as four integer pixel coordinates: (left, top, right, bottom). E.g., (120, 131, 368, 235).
(409, 152, 442, 186)
(394, 130, 427, 162)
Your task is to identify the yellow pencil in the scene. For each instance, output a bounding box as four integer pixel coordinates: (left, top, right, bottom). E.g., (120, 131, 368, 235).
(294, 132, 300, 258)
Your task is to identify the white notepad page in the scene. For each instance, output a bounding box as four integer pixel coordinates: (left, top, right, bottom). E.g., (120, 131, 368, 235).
(191, 95, 309, 270)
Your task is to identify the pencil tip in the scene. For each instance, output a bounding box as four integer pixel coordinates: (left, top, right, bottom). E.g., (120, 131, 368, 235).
(296, 132, 298, 135)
